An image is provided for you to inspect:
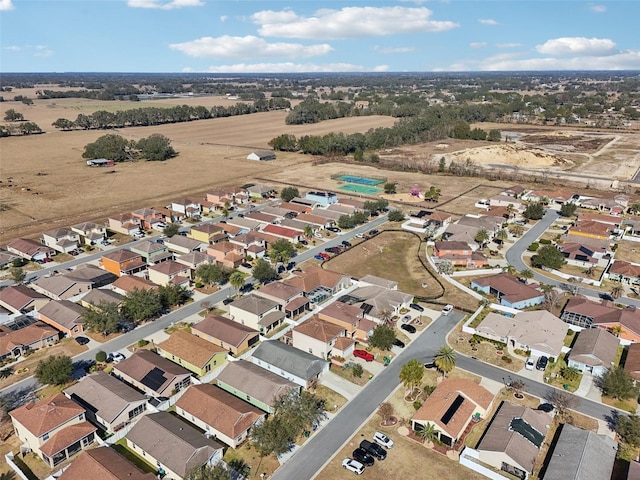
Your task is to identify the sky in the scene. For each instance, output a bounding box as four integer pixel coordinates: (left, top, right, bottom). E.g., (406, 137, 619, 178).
(1, 0, 640, 73)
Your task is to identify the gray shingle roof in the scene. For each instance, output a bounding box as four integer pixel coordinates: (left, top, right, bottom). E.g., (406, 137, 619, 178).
(251, 341, 328, 381)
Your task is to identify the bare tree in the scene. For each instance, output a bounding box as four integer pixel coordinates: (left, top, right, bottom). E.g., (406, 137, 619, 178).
(544, 289, 563, 311)
(378, 402, 394, 425)
(546, 390, 580, 420)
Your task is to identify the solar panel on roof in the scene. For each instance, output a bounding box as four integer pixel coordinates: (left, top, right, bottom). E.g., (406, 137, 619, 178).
(140, 367, 167, 392)
(509, 418, 544, 447)
(360, 303, 374, 315)
(441, 395, 465, 425)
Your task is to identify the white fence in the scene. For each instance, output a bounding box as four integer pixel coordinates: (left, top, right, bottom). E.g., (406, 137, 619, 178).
(459, 447, 508, 480)
(5, 452, 31, 480)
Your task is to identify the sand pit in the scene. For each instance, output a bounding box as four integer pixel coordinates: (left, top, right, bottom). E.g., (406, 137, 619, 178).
(444, 144, 567, 168)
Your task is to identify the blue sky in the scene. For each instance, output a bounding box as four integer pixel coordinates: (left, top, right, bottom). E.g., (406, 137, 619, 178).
(1, 0, 639, 73)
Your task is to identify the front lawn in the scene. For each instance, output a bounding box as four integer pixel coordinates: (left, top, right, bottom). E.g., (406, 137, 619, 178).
(330, 364, 374, 386)
(543, 356, 581, 393)
(449, 331, 524, 372)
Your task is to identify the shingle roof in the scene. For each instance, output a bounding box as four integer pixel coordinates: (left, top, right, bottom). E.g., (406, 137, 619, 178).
(284, 266, 347, 293)
(58, 447, 156, 480)
(0, 321, 59, 357)
(64, 264, 117, 285)
(252, 341, 328, 381)
(294, 315, 345, 342)
(0, 285, 47, 311)
(114, 350, 191, 394)
(40, 421, 96, 457)
(38, 300, 86, 330)
(112, 275, 158, 293)
(624, 342, 640, 381)
(148, 260, 189, 276)
(192, 315, 259, 348)
(7, 237, 53, 256)
(102, 249, 141, 263)
(254, 281, 303, 301)
(609, 260, 640, 278)
(231, 294, 279, 315)
(64, 372, 147, 424)
(472, 273, 543, 304)
(33, 275, 91, 298)
(9, 393, 85, 436)
(157, 330, 226, 368)
(81, 288, 123, 306)
(568, 328, 619, 368)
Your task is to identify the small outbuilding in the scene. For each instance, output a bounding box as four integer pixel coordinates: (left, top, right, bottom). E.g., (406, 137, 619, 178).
(247, 150, 276, 161)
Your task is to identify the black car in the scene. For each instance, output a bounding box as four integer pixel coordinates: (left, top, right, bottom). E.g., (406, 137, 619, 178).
(410, 303, 424, 312)
(222, 297, 234, 305)
(327, 227, 341, 233)
(537, 403, 555, 413)
(241, 262, 253, 269)
(536, 356, 549, 371)
(75, 336, 90, 345)
(360, 440, 387, 460)
(400, 324, 416, 334)
(341, 240, 352, 247)
(393, 338, 405, 348)
(286, 262, 296, 271)
(352, 448, 375, 467)
(369, 229, 379, 235)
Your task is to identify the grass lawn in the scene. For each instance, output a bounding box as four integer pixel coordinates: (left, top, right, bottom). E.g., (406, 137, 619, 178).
(35, 382, 69, 399)
(164, 321, 192, 334)
(448, 330, 524, 373)
(315, 385, 348, 411)
(113, 440, 158, 474)
(331, 364, 374, 386)
(544, 356, 581, 393)
(613, 239, 640, 264)
(84, 329, 122, 344)
(564, 330, 577, 348)
(223, 442, 280, 479)
(0, 434, 22, 476)
(601, 395, 638, 413)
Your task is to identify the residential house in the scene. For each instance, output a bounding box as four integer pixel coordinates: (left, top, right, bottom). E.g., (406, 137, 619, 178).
(624, 342, 640, 381)
(568, 328, 619, 376)
(130, 240, 173, 265)
(292, 315, 347, 360)
(471, 273, 544, 309)
(455, 214, 504, 237)
(358, 275, 398, 290)
(38, 300, 86, 336)
(327, 203, 357, 216)
(305, 191, 338, 207)
(41, 228, 80, 254)
(113, 350, 192, 398)
(206, 189, 236, 208)
(247, 150, 276, 161)
(31, 275, 93, 301)
(107, 214, 141, 236)
(475, 311, 567, 360)
(100, 250, 146, 277)
(560, 241, 608, 267)
(147, 260, 190, 287)
(63, 372, 148, 434)
(9, 393, 96, 467)
(569, 220, 613, 241)
(317, 301, 376, 343)
(188, 224, 225, 244)
(579, 196, 629, 215)
(251, 340, 330, 388)
(542, 423, 617, 480)
(229, 294, 284, 334)
(215, 360, 299, 413)
(433, 241, 487, 268)
(411, 378, 494, 447)
(131, 208, 164, 230)
(522, 188, 574, 204)
(246, 184, 275, 199)
(261, 224, 302, 243)
(608, 260, 640, 286)
(226, 216, 262, 232)
(57, 446, 156, 480)
(338, 198, 366, 210)
(64, 264, 117, 287)
(440, 224, 480, 249)
(489, 195, 525, 213)
(295, 213, 332, 229)
(502, 185, 526, 197)
(245, 211, 279, 226)
(284, 265, 351, 303)
(176, 384, 265, 449)
(79, 288, 123, 309)
(310, 208, 343, 223)
(0, 285, 49, 314)
(261, 206, 295, 220)
(125, 412, 223, 480)
(408, 210, 453, 229)
(156, 330, 227, 377)
(170, 198, 202, 218)
(211, 221, 245, 237)
(111, 275, 158, 295)
(175, 251, 216, 279)
(341, 284, 413, 323)
(253, 281, 309, 318)
(0, 321, 59, 361)
(624, 218, 640, 237)
(70, 222, 107, 246)
(7, 238, 55, 261)
(280, 218, 313, 234)
(475, 401, 550, 480)
(228, 233, 265, 254)
(561, 296, 640, 343)
(192, 315, 260, 356)
(207, 242, 245, 269)
(0, 250, 18, 268)
(164, 235, 207, 255)
(278, 201, 310, 215)
(577, 212, 623, 228)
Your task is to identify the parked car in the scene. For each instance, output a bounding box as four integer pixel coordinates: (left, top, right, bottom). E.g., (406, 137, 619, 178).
(401, 314, 412, 323)
(319, 253, 331, 260)
(314, 233, 324, 239)
(537, 403, 555, 413)
(373, 431, 394, 449)
(241, 262, 253, 269)
(441, 304, 454, 316)
(286, 262, 296, 270)
(400, 324, 416, 334)
(410, 303, 424, 312)
(222, 297, 234, 305)
(536, 356, 548, 371)
(525, 357, 535, 371)
(101, 239, 111, 246)
(75, 336, 90, 345)
(393, 338, 405, 348)
(355, 233, 365, 238)
(369, 229, 379, 235)
(341, 240, 352, 247)
(353, 349, 374, 362)
(314, 255, 325, 261)
(327, 227, 342, 233)
(360, 440, 387, 460)
(43, 257, 53, 263)
(352, 448, 375, 467)
(342, 458, 365, 475)
(108, 352, 125, 363)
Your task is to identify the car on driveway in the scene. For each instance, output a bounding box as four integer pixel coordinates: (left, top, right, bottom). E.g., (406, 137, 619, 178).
(537, 403, 555, 413)
(353, 349, 374, 362)
(352, 448, 375, 466)
(108, 352, 125, 363)
(400, 324, 416, 334)
(75, 336, 90, 345)
(327, 227, 341, 233)
(360, 440, 387, 460)
(369, 229, 379, 235)
(342, 458, 364, 475)
(441, 304, 454, 316)
(373, 431, 394, 448)
(341, 240, 352, 247)
(393, 338, 405, 348)
(401, 314, 412, 323)
(525, 357, 535, 370)
(410, 303, 424, 312)
(536, 356, 548, 371)
(313, 255, 325, 261)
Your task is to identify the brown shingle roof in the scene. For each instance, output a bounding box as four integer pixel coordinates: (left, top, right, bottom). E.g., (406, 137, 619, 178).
(148, 260, 189, 276)
(0, 321, 58, 357)
(318, 301, 362, 325)
(624, 342, 640, 381)
(284, 265, 346, 293)
(231, 294, 278, 315)
(157, 330, 226, 369)
(472, 273, 543, 304)
(192, 315, 259, 348)
(112, 275, 158, 293)
(609, 260, 640, 278)
(568, 328, 619, 368)
(58, 446, 156, 480)
(114, 350, 191, 393)
(38, 300, 86, 330)
(254, 281, 303, 301)
(176, 384, 264, 440)
(9, 393, 85, 436)
(102, 249, 142, 263)
(40, 421, 96, 457)
(294, 315, 344, 342)
(0, 285, 47, 311)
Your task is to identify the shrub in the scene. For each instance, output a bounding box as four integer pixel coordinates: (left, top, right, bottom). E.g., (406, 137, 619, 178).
(501, 355, 512, 364)
(527, 242, 539, 252)
(352, 364, 364, 378)
(95, 351, 107, 363)
(137, 339, 149, 348)
(413, 400, 423, 410)
(195, 282, 203, 288)
(539, 238, 552, 244)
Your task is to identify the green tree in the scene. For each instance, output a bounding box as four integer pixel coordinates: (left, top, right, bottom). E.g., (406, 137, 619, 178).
(600, 367, 639, 400)
(560, 366, 581, 382)
(417, 423, 440, 444)
(163, 223, 180, 237)
(475, 228, 490, 248)
(121, 288, 163, 323)
(184, 464, 232, 480)
(195, 263, 228, 286)
(369, 325, 397, 351)
(52, 118, 75, 130)
(451, 121, 471, 139)
(435, 345, 456, 378)
(4, 109, 24, 121)
(82, 134, 134, 162)
(269, 239, 295, 264)
(518, 268, 535, 282)
(495, 229, 509, 245)
(387, 210, 405, 222)
(95, 351, 107, 363)
(617, 415, 640, 447)
(438, 157, 446, 173)
(487, 129, 502, 142)
(82, 300, 121, 335)
(158, 284, 190, 309)
(303, 224, 313, 239)
(229, 271, 246, 293)
(280, 187, 300, 202)
(253, 258, 277, 283)
(337, 215, 355, 230)
(559, 202, 578, 217)
(136, 134, 176, 161)
(399, 359, 424, 397)
(9, 267, 26, 285)
(523, 202, 545, 220)
(35, 355, 73, 385)
(351, 363, 364, 378)
(383, 182, 396, 194)
(531, 245, 566, 270)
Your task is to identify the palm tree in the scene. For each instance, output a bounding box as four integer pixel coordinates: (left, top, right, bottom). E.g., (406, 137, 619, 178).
(475, 228, 490, 249)
(609, 324, 623, 337)
(518, 268, 535, 283)
(509, 224, 524, 238)
(417, 423, 440, 445)
(502, 264, 516, 275)
(496, 228, 509, 245)
(303, 224, 313, 239)
(434, 345, 456, 378)
(399, 359, 424, 398)
(610, 285, 624, 299)
(378, 308, 393, 326)
(229, 271, 246, 294)
(506, 203, 515, 219)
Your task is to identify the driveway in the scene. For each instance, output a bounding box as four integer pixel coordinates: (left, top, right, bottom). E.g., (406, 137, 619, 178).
(320, 371, 361, 401)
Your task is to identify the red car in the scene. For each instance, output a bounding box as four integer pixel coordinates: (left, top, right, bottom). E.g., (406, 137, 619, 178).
(319, 253, 331, 260)
(354, 349, 374, 362)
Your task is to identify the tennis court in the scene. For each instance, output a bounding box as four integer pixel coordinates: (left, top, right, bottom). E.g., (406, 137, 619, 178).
(334, 174, 386, 186)
(338, 184, 381, 195)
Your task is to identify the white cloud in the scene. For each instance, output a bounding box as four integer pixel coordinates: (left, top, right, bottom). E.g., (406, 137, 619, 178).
(5, 45, 21, 51)
(536, 37, 616, 56)
(4, 44, 52, 57)
(196, 62, 389, 73)
(127, 0, 203, 9)
(469, 42, 487, 48)
(169, 35, 332, 59)
(0, 0, 14, 11)
(33, 45, 53, 57)
(590, 5, 606, 12)
(252, 6, 458, 39)
(495, 42, 523, 48)
(374, 46, 415, 54)
(478, 18, 498, 25)
(220, 15, 228, 22)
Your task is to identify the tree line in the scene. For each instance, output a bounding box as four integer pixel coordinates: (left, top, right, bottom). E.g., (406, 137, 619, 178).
(82, 133, 176, 162)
